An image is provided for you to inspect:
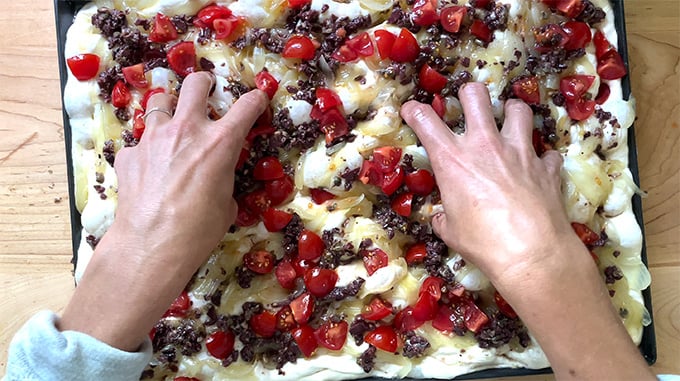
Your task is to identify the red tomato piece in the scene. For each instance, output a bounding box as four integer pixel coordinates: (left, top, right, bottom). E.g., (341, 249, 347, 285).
(394, 306, 426, 332)
(132, 109, 146, 140)
(533, 24, 569, 53)
(292, 325, 318, 357)
(565, 97, 596, 121)
(282, 36, 316, 60)
(206, 330, 235, 359)
(431, 94, 446, 118)
(531, 129, 552, 157)
(213, 17, 246, 41)
(262, 208, 293, 232)
(470, 20, 493, 44)
(290, 292, 314, 324)
(243, 250, 275, 274)
(373, 147, 403, 173)
(593, 31, 613, 60)
(391, 192, 413, 217)
(346, 32, 374, 57)
(66, 54, 100, 81)
(597, 49, 627, 80)
(359, 160, 383, 186)
(562, 21, 591, 51)
(275, 259, 298, 289)
(254, 156, 285, 181)
(122, 64, 148, 89)
(141, 88, 164, 110)
(440, 6, 466, 34)
(254, 70, 279, 99)
(332, 45, 359, 63)
(149, 13, 178, 43)
(595, 82, 611, 105)
(571, 222, 601, 245)
(164, 290, 192, 317)
(418, 64, 448, 94)
(405, 243, 428, 265)
(380, 166, 405, 196)
(276, 306, 297, 331)
(511, 76, 541, 105)
(304, 268, 339, 297)
(319, 109, 350, 144)
(298, 229, 325, 260)
(315, 88, 343, 113)
(419, 276, 444, 301)
(362, 248, 389, 276)
(250, 311, 277, 338)
(364, 326, 399, 353)
(463, 301, 490, 333)
(167, 41, 196, 77)
(374, 30, 396, 60)
(246, 125, 276, 144)
(236, 196, 259, 227)
(555, 0, 584, 18)
(264, 175, 294, 206)
(288, 0, 311, 8)
(194, 5, 232, 29)
(560, 75, 595, 101)
(494, 291, 518, 319)
(412, 293, 438, 321)
(389, 28, 420, 63)
(111, 81, 131, 108)
(412, 0, 439, 27)
(432, 304, 466, 333)
(310, 188, 336, 204)
(244, 189, 272, 216)
(405, 169, 435, 196)
(314, 320, 348, 351)
(472, 0, 491, 8)
(362, 297, 393, 321)
(292, 256, 316, 278)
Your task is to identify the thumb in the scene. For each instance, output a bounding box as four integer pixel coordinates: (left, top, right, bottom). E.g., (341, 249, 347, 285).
(541, 150, 563, 178)
(431, 212, 453, 245)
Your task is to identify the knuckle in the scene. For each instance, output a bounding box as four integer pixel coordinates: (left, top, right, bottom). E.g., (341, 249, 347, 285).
(505, 99, 532, 115)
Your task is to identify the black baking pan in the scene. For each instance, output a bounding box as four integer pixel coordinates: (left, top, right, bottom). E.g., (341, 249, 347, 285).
(54, 0, 656, 378)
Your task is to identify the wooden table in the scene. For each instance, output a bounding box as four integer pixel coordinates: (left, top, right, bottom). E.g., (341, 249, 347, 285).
(0, 0, 677, 378)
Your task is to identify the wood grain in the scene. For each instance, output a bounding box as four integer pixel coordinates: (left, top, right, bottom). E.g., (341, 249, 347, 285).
(0, 0, 678, 378)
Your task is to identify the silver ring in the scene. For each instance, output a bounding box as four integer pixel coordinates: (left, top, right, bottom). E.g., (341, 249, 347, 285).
(143, 107, 173, 123)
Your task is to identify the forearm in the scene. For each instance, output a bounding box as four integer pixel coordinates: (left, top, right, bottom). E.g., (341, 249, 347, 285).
(498, 239, 654, 381)
(59, 223, 196, 352)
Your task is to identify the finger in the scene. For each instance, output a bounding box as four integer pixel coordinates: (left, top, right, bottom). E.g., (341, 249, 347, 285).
(458, 82, 498, 140)
(174, 72, 216, 120)
(144, 93, 176, 128)
(400, 101, 458, 159)
(500, 99, 534, 151)
(431, 212, 455, 248)
(541, 150, 563, 178)
(213, 89, 269, 146)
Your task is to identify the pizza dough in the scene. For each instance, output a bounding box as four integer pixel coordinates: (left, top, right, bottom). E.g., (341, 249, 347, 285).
(62, 0, 651, 379)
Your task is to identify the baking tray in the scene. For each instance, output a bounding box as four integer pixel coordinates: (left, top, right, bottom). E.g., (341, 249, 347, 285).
(54, 0, 656, 378)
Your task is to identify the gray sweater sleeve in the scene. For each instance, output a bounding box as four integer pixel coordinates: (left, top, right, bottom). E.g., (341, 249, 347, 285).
(4, 310, 152, 381)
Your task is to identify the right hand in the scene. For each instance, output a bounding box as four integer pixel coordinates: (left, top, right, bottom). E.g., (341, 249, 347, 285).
(400, 83, 586, 289)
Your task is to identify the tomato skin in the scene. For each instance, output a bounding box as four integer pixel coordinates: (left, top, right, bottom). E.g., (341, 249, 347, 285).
(412, 0, 439, 27)
(262, 208, 293, 232)
(560, 75, 595, 101)
(359, 160, 383, 186)
(290, 292, 315, 324)
(565, 97, 596, 121)
(533, 24, 569, 53)
(298, 230, 325, 260)
(597, 49, 627, 80)
(555, 0, 584, 18)
(405, 169, 436, 196)
(412, 293, 438, 321)
(254, 156, 285, 181)
(206, 330, 236, 359)
(494, 291, 518, 319)
(405, 243, 428, 265)
(431, 94, 446, 118)
(595, 82, 610, 105)
(288, 0, 311, 8)
(141, 88, 164, 110)
(571, 222, 600, 245)
(333, 44, 359, 63)
(511, 76, 541, 105)
(236, 196, 259, 227)
(314, 320, 348, 351)
(394, 306, 425, 332)
(264, 175, 294, 206)
(361, 248, 389, 276)
(310, 188, 336, 204)
(122, 64, 148, 89)
(244, 189, 272, 216)
(593, 31, 613, 60)
(365, 326, 399, 353)
(471, 0, 491, 8)
(440, 6, 466, 33)
(346, 32, 374, 57)
(246, 125, 276, 144)
(292, 325, 318, 357)
(380, 166, 405, 196)
(292, 256, 315, 278)
(254, 70, 278, 100)
(111, 81, 131, 108)
(432, 304, 466, 333)
(275, 259, 298, 289)
(164, 290, 192, 317)
(243, 250, 275, 274)
(194, 5, 232, 29)
(304, 268, 339, 297)
(391, 192, 413, 217)
(362, 297, 393, 321)
(374, 30, 396, 60)
(276, 306, 297, 331)
(167, 41, 196, 77)
(419, 64, 448, 94)
(463, 301, 490, 333)
(132, 109, 146, 140)
(315, 88, 343, 113)
(319, 109, 350, 145)
(562, 21, 591, 51)
(282, 36, 316, 60)
(67, 54, 100, 81)
(389, 28, 420, 63)
(250, 311, 277, 338)
(373, 147, 402, 173)
(149, 13, 178, 43)
(419, 276, 444, 301)
(470, 20, 493, 44)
